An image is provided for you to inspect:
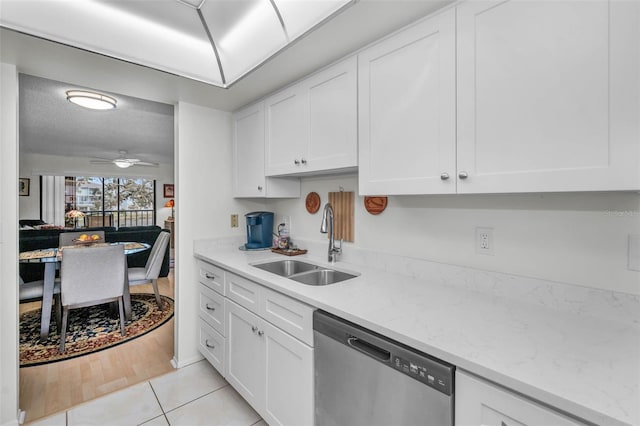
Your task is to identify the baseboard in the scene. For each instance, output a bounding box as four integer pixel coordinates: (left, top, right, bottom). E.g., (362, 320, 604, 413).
(170, 354, 204, 369)
(1, 414, 20, 426)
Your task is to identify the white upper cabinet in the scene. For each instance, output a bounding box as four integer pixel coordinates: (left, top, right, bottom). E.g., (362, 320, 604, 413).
(358, 8, 457, 195)
(456, 0, 640, 193)
(232, 101, 300, 198)
(265, 57, 358, 176)
(304, 56, 358, 173)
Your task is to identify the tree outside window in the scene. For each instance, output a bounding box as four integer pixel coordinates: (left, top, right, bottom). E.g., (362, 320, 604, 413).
(65, 176, 155, 228)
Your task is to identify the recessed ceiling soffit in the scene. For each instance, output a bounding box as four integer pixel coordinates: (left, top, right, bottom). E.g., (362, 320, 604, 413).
(0, 0, 355, 88)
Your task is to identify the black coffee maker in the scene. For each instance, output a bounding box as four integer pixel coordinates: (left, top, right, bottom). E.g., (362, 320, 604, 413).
(245, 211, 274, 249)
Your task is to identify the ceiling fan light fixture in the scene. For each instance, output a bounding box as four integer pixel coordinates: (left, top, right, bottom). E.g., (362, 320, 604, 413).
(113, 159, 132, 168)
(66, 90, 117, 110)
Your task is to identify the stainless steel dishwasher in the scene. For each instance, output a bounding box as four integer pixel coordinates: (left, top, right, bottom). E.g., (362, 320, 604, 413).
(314, 310, 454, 426)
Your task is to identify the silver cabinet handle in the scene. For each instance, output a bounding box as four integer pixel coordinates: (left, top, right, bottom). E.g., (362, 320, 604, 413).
(440, 173, 450, 180)
(204, 273, 216, 279)
(257, 185, 263, 191)
(458, 171, 469, 179)
(205, 304, 215, 311)
(257, 330, 264, 337)
(205, 340, 215, 349)
(301, 158, 307, 165)
(251, 325, 258, 333)
(294, 159, 300, 165)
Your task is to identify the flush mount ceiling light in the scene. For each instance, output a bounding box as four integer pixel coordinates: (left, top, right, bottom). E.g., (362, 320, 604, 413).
(0, 0, 355, 88)
(66, 90, 117, 110)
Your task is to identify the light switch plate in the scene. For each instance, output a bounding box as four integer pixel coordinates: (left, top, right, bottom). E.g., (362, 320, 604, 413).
(628, 235, 640, 271)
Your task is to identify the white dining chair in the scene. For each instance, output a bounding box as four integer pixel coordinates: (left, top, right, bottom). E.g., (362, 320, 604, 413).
(59, 230, 105, 247)
(19, 276, 62, 329)
(59, 244, 126, 352)
(127, 231, 170, 310)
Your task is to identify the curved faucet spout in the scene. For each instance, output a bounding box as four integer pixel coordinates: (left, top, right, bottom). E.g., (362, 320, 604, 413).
(320, 203, 341, 263)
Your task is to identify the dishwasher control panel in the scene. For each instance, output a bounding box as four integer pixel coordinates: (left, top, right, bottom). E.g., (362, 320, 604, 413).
(392, 354, 452, 395)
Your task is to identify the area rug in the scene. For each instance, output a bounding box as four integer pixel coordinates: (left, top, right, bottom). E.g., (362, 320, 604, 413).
(20, 293, 174, 367)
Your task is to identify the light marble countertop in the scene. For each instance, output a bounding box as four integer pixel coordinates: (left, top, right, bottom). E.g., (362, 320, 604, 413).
(194, 240, 639, 426)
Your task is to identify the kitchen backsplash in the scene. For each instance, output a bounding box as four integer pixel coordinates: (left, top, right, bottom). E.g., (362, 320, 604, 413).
(195, 236, 640, 327)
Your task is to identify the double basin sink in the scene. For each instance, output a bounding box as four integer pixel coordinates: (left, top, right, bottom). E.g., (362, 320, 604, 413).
(252, 259, 358, 286)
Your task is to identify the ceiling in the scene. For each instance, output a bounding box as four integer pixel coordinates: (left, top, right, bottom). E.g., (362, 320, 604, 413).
(19, 74, 175, 165)
(1, 0, 356, 87)
(2, 0, 453, 165)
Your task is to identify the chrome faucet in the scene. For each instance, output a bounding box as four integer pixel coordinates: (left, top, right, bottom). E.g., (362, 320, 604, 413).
(320, 202, 342, 263)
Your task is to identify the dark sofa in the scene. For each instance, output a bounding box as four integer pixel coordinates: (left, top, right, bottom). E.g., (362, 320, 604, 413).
(19, 225, 171, 283)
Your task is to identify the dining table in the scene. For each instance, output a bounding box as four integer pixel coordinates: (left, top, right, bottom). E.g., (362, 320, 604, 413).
(19, 241, 151, 342)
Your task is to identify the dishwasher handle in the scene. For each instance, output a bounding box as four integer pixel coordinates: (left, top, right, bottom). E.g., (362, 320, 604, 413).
(347, 336, 391, 363)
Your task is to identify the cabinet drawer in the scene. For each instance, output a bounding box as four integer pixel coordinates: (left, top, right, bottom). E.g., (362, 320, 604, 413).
(198, 319, 226, 377)
(198, 260, 225, 295)
(455, 371, 585, 426)
(199, 284, 225, 335)
(227, 272, 261, 313)
(262, 287, 314, 346)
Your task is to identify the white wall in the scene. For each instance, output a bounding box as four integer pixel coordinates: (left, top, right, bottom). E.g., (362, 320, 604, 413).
(174, 102, 264, 367)
(0, 62, 20, 426)
(266, 175, 640, 296)
(18, 152, 175, 227)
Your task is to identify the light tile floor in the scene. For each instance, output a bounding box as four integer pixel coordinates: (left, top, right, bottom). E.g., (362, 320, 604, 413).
(26, 360, 267, 426)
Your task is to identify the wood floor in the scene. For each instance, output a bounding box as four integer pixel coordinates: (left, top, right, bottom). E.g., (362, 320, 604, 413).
(19, 271, 176, 424)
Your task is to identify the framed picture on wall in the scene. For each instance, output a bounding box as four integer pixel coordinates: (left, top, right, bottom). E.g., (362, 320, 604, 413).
(163, 184, 174, 198)
(19, 178, 30, 196)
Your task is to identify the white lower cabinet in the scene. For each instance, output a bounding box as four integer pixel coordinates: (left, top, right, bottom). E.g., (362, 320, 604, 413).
(263, 320, 313, 426)
(455, 371, 586, 426)
(226, 298, 314, 426)
(198, 319, 225, 375)
(197, 261, 227, 377)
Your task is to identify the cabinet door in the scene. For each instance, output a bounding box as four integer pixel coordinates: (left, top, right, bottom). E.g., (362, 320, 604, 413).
(455, 371, 585, 426)
(358, 8, 456, 195)
(198, 319, 226, 377)
(263, 321, 314, 426)
(303, 56, 358, 173)
(265, 85, 308, 176)
(233, 102, 267, 197)
(198, 284, 225, 335)
(197, 260, 225, 296)
(225, 300, 264, 408)
(457, 0, 640, 193)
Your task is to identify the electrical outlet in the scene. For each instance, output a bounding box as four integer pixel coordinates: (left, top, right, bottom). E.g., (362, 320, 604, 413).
(230, 214, 238, 228)
(476, 227, 494, 255)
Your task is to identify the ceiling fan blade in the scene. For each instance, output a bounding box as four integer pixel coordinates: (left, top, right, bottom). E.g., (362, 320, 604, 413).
(134, 161, 159, 167)
(89, 159, 113, 164)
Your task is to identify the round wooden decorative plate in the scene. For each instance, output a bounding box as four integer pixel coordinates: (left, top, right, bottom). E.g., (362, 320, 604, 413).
(305, 192, 321, 214)
(364, 196, 388, 215)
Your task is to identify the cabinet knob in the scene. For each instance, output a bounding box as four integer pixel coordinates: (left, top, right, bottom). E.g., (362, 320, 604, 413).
(257, 185, 263, 191)
(458, 171, 469, 179)
(205, 304, 215, 311)
(440, 173, 450, 180)
(294, 159, 300, 165)
(204, 273, 216, 279)
(301, 158, 307, 165)
(251, 325, 258, 333)
(257, 330, 264, 337)
(205, 340, 215, 349)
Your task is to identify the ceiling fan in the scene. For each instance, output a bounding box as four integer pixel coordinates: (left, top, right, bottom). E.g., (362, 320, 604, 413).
(90, 151, 159, 168)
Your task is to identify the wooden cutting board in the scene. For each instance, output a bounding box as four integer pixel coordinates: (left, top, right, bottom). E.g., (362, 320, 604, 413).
(328, 191, 354, 242)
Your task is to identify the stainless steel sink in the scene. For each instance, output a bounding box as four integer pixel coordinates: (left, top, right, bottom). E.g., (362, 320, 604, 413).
(289, 269, 357, 286)
(252, 260, 319, 277)
(251, 260, 358, 285)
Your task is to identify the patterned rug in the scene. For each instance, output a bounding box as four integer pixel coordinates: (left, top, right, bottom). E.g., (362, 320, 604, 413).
(20, 294, 174, 367)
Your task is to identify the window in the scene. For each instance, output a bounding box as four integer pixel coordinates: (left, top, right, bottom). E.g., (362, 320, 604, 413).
(65, 176, 156, 228)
